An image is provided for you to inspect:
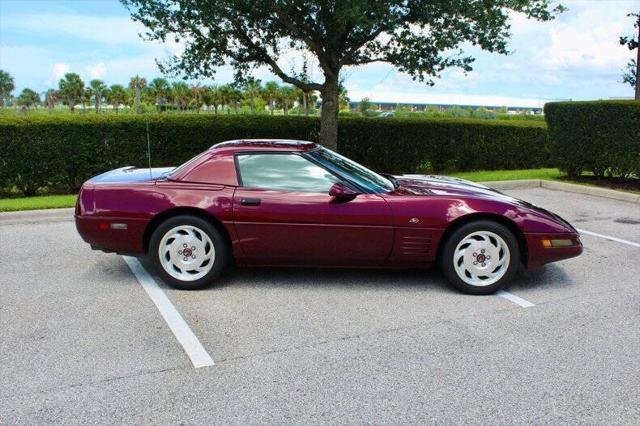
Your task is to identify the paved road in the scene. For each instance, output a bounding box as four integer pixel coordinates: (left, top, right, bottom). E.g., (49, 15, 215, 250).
(1, 188, 639, 424)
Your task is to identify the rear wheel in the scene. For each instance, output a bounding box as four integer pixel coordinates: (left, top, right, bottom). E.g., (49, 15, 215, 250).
(441, 220, 520, 295)
(149, 215, 229, 290)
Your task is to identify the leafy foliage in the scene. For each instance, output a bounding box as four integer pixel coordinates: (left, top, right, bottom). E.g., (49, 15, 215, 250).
(58, 73, 85, 112)
(0, 114, 549, 196)
(545, 100, 640, 178)
(16, 88, 40, 111)
(0, 69, 15, 107)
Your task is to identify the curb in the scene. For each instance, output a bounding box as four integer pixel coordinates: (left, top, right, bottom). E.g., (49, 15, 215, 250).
(0, 208, 75, 225)
(481, 179, 640, 204)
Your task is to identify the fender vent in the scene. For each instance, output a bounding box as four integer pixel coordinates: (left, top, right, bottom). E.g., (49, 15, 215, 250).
(401, 235, 432, 256)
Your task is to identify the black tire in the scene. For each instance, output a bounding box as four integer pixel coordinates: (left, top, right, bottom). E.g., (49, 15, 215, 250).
(440, 220, 520, 295)
(148, 215, 229, 290)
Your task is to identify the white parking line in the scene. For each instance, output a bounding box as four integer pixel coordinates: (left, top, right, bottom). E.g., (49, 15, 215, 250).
(123, 256, 215, 368)
(496, 290, 535, 308)
(577, 228, 640, 248)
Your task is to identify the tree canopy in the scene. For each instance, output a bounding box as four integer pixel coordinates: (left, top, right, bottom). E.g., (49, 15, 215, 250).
(58, 73, 85, 112)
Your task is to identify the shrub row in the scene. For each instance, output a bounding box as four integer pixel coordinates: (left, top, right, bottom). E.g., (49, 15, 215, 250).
(0, 114, 550, 195)
(544, 100, 640, 178)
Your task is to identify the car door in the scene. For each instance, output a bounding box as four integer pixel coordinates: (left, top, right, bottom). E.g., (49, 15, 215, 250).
(232, 152, 394, 265)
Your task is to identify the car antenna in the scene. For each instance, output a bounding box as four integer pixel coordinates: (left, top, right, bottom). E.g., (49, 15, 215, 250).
(146, 119, 152, 179)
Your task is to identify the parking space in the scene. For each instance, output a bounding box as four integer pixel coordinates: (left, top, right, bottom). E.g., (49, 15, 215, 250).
(1, 188, 639, 424)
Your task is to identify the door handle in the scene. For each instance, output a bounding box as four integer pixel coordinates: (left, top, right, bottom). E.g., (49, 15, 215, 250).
(240, 198, 261, 206)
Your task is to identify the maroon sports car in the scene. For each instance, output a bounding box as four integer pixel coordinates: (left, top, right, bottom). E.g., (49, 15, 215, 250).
(75, 139, 582, 294)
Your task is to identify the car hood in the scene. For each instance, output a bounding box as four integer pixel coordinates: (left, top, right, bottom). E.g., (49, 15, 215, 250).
(393, 174, 505, 198)
(89, 166, 174, 184)
(390, 174, 577, 232)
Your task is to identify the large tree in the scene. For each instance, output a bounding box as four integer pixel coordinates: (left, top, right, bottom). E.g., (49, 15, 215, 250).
(58, 73, 85, 112)
(620, 11, 639, 100)
(0, 69, 15, 107)
(122, 0, 562, 150)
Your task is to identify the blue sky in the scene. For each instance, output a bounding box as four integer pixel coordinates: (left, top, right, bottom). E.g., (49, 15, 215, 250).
(0, 0, 638, 107)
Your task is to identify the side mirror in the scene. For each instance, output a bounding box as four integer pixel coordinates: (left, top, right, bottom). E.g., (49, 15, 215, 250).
(329, 183, 358, 201)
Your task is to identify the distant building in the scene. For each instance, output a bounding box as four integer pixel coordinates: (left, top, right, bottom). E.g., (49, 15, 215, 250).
(348, 101, 544, 114)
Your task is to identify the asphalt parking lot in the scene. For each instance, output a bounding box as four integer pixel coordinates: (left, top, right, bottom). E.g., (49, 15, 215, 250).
(1, 187, 639, 424)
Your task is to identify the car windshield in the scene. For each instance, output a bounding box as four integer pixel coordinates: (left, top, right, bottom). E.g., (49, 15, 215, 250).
(306, 147, 394, 193)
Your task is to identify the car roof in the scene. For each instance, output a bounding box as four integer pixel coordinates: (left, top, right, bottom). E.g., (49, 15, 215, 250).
(210, 139, 318, 152)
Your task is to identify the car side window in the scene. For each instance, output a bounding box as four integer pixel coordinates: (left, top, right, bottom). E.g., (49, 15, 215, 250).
(236, 153, 340, 193)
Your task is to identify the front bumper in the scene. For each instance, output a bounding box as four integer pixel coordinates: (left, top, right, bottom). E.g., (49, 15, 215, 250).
(525, 232, 583, 270)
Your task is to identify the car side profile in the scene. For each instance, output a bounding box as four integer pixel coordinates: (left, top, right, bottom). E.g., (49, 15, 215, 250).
(75, 139, 582, 295)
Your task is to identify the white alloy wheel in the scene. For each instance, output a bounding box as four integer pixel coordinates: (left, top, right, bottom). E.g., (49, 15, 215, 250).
(158, 225, 216, 281)
(453, 230, 510, 287)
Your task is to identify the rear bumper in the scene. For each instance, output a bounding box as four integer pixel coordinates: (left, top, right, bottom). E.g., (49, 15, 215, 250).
(525, 232, 583, 270)
(75, 215, 148, 255)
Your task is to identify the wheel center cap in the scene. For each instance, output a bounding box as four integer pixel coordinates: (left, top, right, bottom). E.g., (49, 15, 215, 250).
(182, 248, 193, 257)
(476, 253, 486, 263)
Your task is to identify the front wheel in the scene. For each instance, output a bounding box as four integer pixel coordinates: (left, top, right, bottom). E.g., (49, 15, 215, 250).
(440, 220, 520, 295)
(149, 215, 229, 290)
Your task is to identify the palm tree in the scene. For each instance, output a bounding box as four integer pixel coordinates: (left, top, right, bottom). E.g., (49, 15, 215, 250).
(191, 84, 206, 112)
(262, 81, 280, 114)
(58, 73, 85, 112)
(171, 81, 191, 111)
(228, 86, 242, 113)
(279, 85, 297, 116)
(205, 85, 222, 113)
(242, 78, 262, 113)
(16, 88, 40, 111)
(129, 75, 147, 113)
(44, 89, 58, 113)
(0, 69, 15, 108)
(89, 79, 108, 113)
(81, 88, 91, 112)
(108, 84, 127, 113)
(218, 84, 233, 113)
(148, 77, 170, 112)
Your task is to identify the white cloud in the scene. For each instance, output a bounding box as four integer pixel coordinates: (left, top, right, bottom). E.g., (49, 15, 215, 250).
(535, 9, 630, 72)
(85, 62, 107, 79)
(48, 63, 70, 85)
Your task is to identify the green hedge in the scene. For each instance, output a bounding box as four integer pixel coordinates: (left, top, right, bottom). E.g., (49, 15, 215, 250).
(544, 100, 640, 178)
(0, 114, 550, 195)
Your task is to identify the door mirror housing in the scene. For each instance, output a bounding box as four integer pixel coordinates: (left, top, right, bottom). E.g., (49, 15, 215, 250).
(329, 183, 358, 200)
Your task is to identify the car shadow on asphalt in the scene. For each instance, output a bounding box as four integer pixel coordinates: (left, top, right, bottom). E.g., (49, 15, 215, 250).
(204, 266, 454, 293)
(506, 263, 575, 292)
(117, 255, 573, 295)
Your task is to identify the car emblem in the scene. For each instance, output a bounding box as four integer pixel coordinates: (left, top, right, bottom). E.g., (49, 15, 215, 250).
(409, 217, 420, 224)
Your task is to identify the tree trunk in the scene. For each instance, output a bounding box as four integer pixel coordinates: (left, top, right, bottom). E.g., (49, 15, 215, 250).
(303, 92, 309, 116)
(319, 76, 339, 151)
